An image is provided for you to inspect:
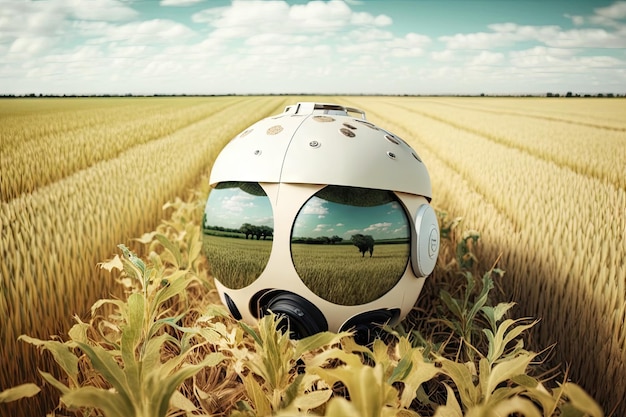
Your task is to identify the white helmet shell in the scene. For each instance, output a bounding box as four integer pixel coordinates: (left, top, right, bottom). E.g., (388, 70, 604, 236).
(210, 102, 432, 198)
(205, 102, 439, 341)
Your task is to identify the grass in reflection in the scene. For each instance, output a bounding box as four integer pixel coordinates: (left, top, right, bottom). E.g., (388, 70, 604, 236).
(291, 241, 410, 305)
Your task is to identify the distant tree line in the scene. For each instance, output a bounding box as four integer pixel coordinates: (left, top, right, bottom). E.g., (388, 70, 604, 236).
(2, 93, 624, 99)
(292, 235, 344, 245)
(240, 223, 273, 240)
(203, 223, 273, 240)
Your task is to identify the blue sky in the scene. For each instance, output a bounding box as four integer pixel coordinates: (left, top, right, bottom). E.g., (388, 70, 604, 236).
(204, 187, 273, 230)
(292, 197, 409, 240)
(1, 0, 624, 95)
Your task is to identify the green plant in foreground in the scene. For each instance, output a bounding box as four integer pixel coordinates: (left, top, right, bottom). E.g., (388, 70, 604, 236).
(19, 242, 224, 417)
(8, 197, 605, 417)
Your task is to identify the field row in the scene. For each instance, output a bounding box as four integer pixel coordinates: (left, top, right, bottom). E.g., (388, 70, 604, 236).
(341, 96, 625, 408)
(386, 98, 626, 191)
(0, 97, 249, 201)
(0, 96, 289, 396)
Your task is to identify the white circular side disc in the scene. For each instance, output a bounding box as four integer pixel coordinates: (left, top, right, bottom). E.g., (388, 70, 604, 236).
(412, 204, 440, 277)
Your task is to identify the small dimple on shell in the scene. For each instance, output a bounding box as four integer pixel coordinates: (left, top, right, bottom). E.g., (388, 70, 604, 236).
(313, 115, 335, 122)
(385, 134, 400, 145)
(340, 128, 356, 137)
(266, 125, 283, 135)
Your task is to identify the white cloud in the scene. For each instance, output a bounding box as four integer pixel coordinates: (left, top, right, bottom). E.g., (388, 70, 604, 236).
(364, 222, 392, 232)
(8, 37, 55, 56)
(431, 49, 455, 62)
(104, 19, 196, 44)
(441, 21, 626, 50)
(313, 223, 330, 232)
(565, 14, 585, 26)
(591, 1, 626, 26)
(350, 11, 392, 27)
(161, 0, 206, 6)
(545, 28, 625, 48)
(65, 0, 139, 21)
(194, 0, 393, 40)
(301, 198, 329, 216)
(469, 50, 504, 66)
(221, 194, 255, 213)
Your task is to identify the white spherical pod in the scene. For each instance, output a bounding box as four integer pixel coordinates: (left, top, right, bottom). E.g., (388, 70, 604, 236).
(203, 103, 439, 341)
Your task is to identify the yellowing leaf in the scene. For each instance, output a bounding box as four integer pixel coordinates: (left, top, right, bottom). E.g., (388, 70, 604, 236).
(170, 389, 197, 412)
(99, 254, 124, 272)
(0, 383, 41, 403)
(61, 386, 133, 417)
(433, 384, 463, 417)
(135, 231, 157, 244)
(485, 351, 535, 397)
(292, 388, 333, 412)
(19, 336, 78, 381)
(561, 382, 604, 417)
(243, 373, 272, 416)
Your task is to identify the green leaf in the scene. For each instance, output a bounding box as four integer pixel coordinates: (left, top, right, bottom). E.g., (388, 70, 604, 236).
(292, 387, 332, 412)
(121, 293, 145, 371)
(395, 348, 439, 408)
(90, 298, 127, 318)
(488, 396, 542, 417)
(170, 389, 197, 412)
(466, 272, 494, 321)
(388, 354, 412, 384)
(142, 333, 175, 372)
(75, 342, 134, 411)
(485, 351, 535, 398)
(315, 364, 397, 417)
(150, 353, 225, 417)
(151, 270, 188, 319)
(484, 318, 537, 364)
(436, 357, 478, 408)
(305, 346, 364, 369)
(19, 336, 78, 380)
(68, 319, 90, 345)
(239, 320, 263, 347)
(61, 386, 133, 417)
(281, 373, 304, 409)
(440, 290, 463, 319)
(561, 382, 604, 417)
(294, 331, 349, 358)
(0, 383, 40, 403)
(243, 373, 272, 416)
(156, 233, 182, 268)
(481, 302, 516, 332)
(38, 371, 70, 395)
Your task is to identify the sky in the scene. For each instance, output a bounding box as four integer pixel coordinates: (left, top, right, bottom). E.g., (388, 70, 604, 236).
(1, 0, 625, 96)
(292, 197, 409, 240)
(204, 186, 274, 230)
(204, 185, 409, 240)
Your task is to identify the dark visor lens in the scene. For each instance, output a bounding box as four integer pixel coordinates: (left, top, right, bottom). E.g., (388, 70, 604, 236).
(291, 185, 410, 305)
(203, 182, 274, 289)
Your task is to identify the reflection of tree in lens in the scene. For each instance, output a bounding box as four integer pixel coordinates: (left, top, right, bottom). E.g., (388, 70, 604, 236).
(202, 182, 273, 289)
(291, 186, 410, 306)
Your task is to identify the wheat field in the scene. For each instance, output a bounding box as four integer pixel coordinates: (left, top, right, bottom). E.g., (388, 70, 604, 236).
(1, 96, 624, 415)
(335, 96, 625, 414)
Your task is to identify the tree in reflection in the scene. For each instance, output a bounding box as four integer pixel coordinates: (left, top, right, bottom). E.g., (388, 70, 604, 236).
(351, 234, 375, 257)
(240, 223, 273, 240)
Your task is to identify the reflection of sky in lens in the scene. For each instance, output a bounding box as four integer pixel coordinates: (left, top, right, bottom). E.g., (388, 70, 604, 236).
(293, 197, 408, 240)
(205, 187, 273, 230)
